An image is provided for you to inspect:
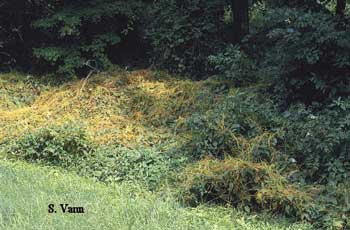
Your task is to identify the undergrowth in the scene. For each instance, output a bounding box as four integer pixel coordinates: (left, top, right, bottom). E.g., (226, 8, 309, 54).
(180, 157, 314, 219)
(0, 71, 349, 229)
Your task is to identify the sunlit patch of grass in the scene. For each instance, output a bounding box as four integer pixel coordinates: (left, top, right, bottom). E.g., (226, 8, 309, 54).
(0, 160, 313, 230)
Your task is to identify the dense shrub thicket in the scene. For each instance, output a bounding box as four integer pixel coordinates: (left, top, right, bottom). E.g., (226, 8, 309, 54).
(255, 8, 350, 104)
(185, 89, 279, 160)
(180, 157, 313, 219)
(1, 0, 350, 229)
(0, 0, 148, 75)
(5, 123, 93, 167)
(1, 72, 349, 228)
(281, 99, 350, 185)
(185, 89, 350, 184)
(208, 45, 259, 86)
(182, 90, 350, 228)
(0, 0, 233, 78)
(145, 0, 229, 78)
(32, 0, 147, 77)
(79, 145, 184, 190)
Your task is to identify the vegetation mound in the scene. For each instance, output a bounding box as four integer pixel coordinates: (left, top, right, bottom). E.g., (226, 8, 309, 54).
(0, 71, 349, 229)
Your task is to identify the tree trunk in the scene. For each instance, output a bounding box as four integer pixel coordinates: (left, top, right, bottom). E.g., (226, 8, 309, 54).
(336, 0, 346, 17)
(232, 0, 249, 43)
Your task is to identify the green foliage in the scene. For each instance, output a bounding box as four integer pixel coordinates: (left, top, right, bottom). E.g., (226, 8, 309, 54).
(185, 86, 350, 185)
(145, 0, 229, 78)
(182, 88, 350, 228)
(180, 158, 274, 207)
(280, 98, 350, 184)
(32, 0, 145, 76)
(79, 145, 186, 190)
(179, 156, 348, 228)
(264, 0, 327, 11)
(180, 157, 312, 219)
(2, 0, 350, 227)
(4, 123, 92, 167)
(1, 69, 349, 228)
(312, 183, 350, 229)
(209, 45, 259, 86)
(245, 7, 350, 104)
(185, 89, 280, 160)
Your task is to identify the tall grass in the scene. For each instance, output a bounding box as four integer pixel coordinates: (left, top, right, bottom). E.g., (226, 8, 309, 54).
(0, 160, 312, 230)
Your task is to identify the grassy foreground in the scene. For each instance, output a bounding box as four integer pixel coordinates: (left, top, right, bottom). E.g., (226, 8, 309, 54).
(0, 160, 312, 230)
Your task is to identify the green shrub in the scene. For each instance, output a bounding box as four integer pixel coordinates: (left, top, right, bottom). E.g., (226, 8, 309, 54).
(185, 89, 281, 160)
(180, 158, 276, 207)
(32, 0, 146, 76)
(256, 186, 317, 221)
(5, 123, 92, 167)
(186, 89, 350, 185)
(208, 45, 259, 86)
(179, 158, 350, 227)
(311, 183, 350, 229)
(145, 0, 229, 78)
(179, 157, 313, 218)
(79, 145, 185, 190)
(245, 7, 350, 104)
(279, 98, 350, 184)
